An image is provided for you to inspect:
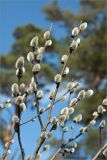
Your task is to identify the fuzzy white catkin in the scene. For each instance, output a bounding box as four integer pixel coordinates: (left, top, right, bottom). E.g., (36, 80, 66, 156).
(54, 74, 62, 83)
(39, 107, 45, 114)
(79, 22, 87, 31)
(29, 81, 37, 92)
(7, 150, 11, 155)
(0, 104, 4, 109)
(73, 142, 78, 148)
(32, 64, 41, 73)
(15, 56, 24, 69)
(79, 127, 87, 133)
(11, 83, 19, 95)
(5, 142, 9, 148)
(50, 90, 56, 99)
(5, 102, 11, 108)
(70, 98, 78, 107)
(51, 117, 59, 126)
(72, 27, 79, 37)
(64, 148, 70, 153)
(16, 67, 25, 76)
(59, 115, 66, 122)
(15, 96, 23, 105)
(40, 131, 47, 139)
(70, 148, 75, 153)
(27, 52, 34, 63)
(63, 126, 68, 132)
(68, 107, 74, 115)
(73, 114, 82, 123)
(44, 31, 50, 39)
(20, 83, 25, 92)
(93, 111, 98, 118)
(5, 99, 11, 108)
(99, 120, 106, 128)
(45, 40, 52, 47)
(98, 105, 106, 114)
(47, 103, 54, 109)
(37, 90, 43, 99)
(89, 120, 96, 126)
(61, 107, 68, 115)
(31, 77, 35, 82)
(10, 139, 14, 144)
(61, 55, 68, 64)
(102, 98, 107, 106)
(22, 67, 25, 73)
(6, 99, 11, 103)
(63, 67, 69, 75)
(47, 131, 52, 138)
(20, 103, 26, 112)
(30, 36, 38, 47)
(26, 156, 32, 160)
(76, 38, 81, 44)
(77, 114, 82, 122)
(12, 115, 19, 123)
(85, 89, 94, 97)
(43, 144, 50, 151)
(36, 53, 43, 61)
(70, 39, 79, 51)
(59, 96, 66, 102)
(39, 47, 45, 54)
(74, 82, 80, 88)
(67, 82, 74, 91)
(37, 152, 41, 158)
(77, 90, 86, 99)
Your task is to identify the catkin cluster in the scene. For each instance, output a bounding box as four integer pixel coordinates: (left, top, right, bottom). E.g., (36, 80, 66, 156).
(0, 22, 107, 160)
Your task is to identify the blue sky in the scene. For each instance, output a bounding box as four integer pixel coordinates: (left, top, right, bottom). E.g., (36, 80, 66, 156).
(0, 0, 80, 54)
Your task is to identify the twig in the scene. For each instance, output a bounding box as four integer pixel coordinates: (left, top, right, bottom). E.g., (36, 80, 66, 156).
(99, 114, 102, 147)
(61, 92, 72, 144)
(17, 108, 25, 160)
(33, 70, 43, 130)
(16, 77, 25, 160)
(35, 96, 43, 130)
(92, 143, 107, 160)
(2, 132, 15, 160)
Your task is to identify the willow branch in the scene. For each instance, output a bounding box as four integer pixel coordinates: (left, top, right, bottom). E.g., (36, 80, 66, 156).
(16, 77, 25, 160)
(35, 96, 43, 130)
(20, 91, 69, 126)
(92, 143, 107, 160)
(2, 132, 15, 160)
(50, 112, 100, 160)
(32, 51, 72, 160)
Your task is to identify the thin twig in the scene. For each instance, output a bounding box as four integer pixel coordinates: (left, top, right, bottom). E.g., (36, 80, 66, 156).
(99, 114, 102, 147)
(2, 132, 15, 160)
(17, 109, 25, 160)
(35, 96, 43, 130)
(92, 143, 107, 160)
(17, 77, 25, 160)
(61, 92, 72, 144)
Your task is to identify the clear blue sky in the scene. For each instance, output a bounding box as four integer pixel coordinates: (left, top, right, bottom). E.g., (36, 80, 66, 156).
(0, 0, 80, 54)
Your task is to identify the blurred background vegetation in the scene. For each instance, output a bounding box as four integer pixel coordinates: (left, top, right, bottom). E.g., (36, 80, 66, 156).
(0, 0, 107, 159)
